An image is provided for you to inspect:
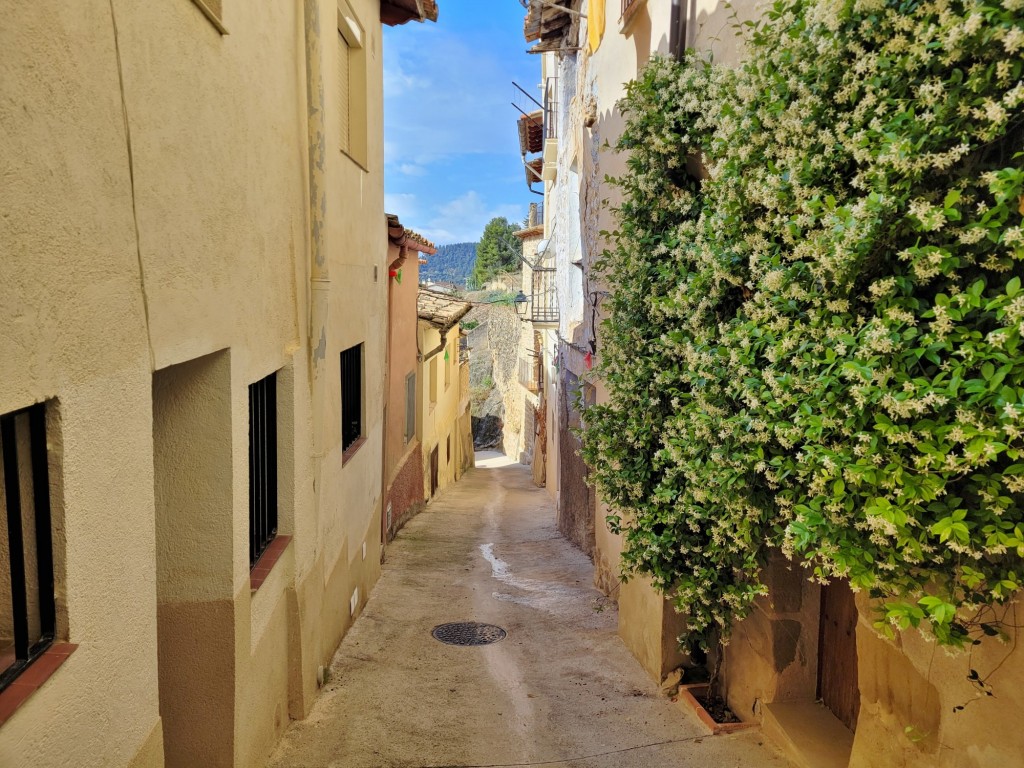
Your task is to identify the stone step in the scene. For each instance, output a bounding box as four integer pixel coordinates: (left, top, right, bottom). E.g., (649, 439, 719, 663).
(762, 700, 854, 768)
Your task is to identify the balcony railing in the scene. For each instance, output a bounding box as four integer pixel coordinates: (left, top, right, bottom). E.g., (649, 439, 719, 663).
(530, 266, 559, 324)
(621, 0, 643, 17)
(518, 356, 542, 394)
(543, 77, 558, 140)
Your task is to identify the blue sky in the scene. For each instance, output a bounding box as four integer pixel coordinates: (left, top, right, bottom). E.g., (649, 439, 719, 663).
(383, 1, 539, 245)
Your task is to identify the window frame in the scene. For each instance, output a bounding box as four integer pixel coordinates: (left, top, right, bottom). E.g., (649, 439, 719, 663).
(248, 372, 279, 570)
(0, 402, 57, 693)
(340, 343, 365, 461)
(337, 2, 368, 169)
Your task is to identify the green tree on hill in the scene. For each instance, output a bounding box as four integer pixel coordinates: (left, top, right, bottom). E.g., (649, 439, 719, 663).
(470, 217, 520, 289)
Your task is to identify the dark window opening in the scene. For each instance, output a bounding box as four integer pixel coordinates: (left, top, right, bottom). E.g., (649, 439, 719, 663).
(0, 403, 56, 693)
(249, 373, 278, 569)
(341, 344, 363, 453)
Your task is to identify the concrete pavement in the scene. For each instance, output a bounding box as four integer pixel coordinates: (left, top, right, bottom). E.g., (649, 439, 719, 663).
(268, 452, 788, 768)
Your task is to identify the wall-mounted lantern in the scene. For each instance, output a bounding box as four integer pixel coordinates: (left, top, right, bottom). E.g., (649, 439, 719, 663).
(513, 290, 529, 319)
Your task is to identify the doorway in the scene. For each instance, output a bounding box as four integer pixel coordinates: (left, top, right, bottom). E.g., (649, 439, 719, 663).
(817, 580, 860, 730)
(153, 351, 235, 767)
(429, 446, 439, 497)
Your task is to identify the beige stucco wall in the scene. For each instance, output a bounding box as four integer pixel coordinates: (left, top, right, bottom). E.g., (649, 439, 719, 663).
(848, 598, 1024, 768)
(719, 557, 822, 713)
(617, 577, 688, 682)
(418, 325, 471, 498)
(721, 568, 1024, 768)
(385, 247, 422, 487)
(0, 0, 390, 765)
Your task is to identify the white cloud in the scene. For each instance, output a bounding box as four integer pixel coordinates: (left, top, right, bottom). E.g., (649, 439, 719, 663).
(383, 192, 420, 222)
(383, 60, 430, 98)
(383, 30, 524, 167)
(417, 191, 524, 244)
(399, 163, 428, 177)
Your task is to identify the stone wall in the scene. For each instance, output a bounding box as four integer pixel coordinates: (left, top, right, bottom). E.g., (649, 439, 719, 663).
(384, 442, 425, 542)
(466, 301, 529, 461)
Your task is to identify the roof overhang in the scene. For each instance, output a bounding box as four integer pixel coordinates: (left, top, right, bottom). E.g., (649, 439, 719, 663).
(417, 289, 473, 333)
(386, 213, 437, 255)
(381, 0, 438, 26)
(523, 0, 580, 51)
(518, 111, 544, 155)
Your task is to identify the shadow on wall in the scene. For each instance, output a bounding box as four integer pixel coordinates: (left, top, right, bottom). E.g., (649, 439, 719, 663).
(620, 0, 758, 76)
(473, 414, 503, 450)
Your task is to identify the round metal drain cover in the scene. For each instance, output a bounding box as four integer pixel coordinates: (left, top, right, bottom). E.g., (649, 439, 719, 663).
(432, 622, 507, 646)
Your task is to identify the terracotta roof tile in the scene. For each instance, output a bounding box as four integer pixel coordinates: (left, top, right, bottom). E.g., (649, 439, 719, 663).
(417, 288, 472, 331)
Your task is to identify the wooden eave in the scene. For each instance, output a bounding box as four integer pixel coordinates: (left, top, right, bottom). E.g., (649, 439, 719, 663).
(514, 224, 545, 239)
(381, 0, 438, 26)
(524, 157, 544, 187)
(518, 111, 544, 155)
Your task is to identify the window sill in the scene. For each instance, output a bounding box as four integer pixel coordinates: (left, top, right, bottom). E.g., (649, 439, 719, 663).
(189, 0, 228, 34)
(340, 148, 369, 173)
(0, 644, 77, 726)
(619, 0, 649, 31)
(342, 437, 367, 466)
(250, 535, 292, 592)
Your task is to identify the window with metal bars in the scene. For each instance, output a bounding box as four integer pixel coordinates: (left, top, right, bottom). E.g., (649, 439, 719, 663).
(248, 373, 278, 569)
(340, 344, 363, 453)
(0, 403, 56, 693)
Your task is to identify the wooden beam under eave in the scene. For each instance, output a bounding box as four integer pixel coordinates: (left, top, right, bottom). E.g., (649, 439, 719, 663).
(381, 0, 438, 26)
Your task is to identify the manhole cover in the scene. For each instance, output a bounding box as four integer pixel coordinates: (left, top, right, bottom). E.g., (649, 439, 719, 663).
(431, 622, 507, 646)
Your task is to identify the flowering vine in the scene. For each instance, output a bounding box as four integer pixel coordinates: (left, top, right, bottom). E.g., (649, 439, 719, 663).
(581, 0, 1024, 651)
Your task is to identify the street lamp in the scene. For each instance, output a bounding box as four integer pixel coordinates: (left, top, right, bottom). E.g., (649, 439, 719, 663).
(513, 290, 529, 319)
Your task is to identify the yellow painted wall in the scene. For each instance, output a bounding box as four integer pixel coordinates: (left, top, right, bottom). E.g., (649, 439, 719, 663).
(0, 0, 391, 765)
(418, 325, 470, 498)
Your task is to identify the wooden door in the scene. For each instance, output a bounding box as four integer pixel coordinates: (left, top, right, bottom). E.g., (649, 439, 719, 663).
(429, 447, 439, 497)
(817, 580, 860, 730)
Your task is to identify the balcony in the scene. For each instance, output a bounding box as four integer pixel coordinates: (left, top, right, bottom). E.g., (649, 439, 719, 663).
(530, 265, 558, 325)
(621, 0, 645, 21)
(518, 355, 542, 394)
(542, 76, 558, 181)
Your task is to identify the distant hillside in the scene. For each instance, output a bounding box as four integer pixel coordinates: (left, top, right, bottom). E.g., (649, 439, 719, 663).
(421, 242, 477, 287)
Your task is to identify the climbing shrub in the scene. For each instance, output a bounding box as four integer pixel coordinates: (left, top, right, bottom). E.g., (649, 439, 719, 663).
(581, 0, 1024, 651)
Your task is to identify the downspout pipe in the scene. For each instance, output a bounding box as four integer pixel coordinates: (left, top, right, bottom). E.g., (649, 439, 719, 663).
(418, 330, 449, 363)
(305, 0, 329, 456)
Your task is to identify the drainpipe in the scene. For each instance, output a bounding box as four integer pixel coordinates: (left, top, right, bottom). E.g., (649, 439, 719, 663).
(304, 0, 329, 458)
(419, 330, 449, 363)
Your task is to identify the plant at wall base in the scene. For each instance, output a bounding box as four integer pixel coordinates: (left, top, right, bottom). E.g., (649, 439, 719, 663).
(581, 0, 1024, 653)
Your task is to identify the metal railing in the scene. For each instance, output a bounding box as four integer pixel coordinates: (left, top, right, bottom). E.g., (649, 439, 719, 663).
(0, 403, 56, 693)
(518, 355, 543, 393)
(531, 266, 559, 324)
(543, 76, 558, 140)
(248, 372, 279, 569)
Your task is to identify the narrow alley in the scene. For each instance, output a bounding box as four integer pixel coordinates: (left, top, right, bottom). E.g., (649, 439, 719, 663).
(268, 453, 787, 768)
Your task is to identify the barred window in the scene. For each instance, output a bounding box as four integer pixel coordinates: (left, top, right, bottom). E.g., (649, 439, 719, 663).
(0, 403, 57, 691)
(248, 373, 278, 569)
